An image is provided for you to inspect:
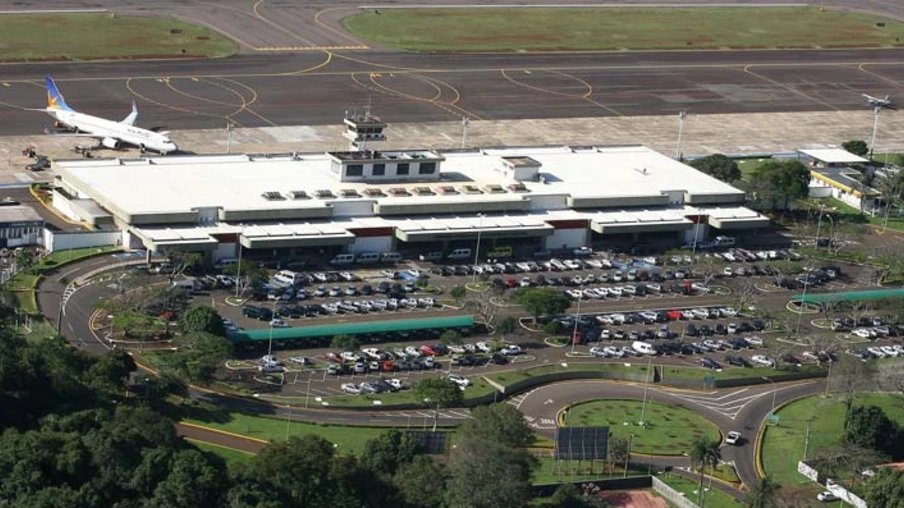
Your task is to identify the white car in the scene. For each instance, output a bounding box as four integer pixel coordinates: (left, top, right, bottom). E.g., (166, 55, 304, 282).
(584, 259, 603, 269)
(639, 311, 658, 323)
(609, 286, 623, 297)
(721, 307, 738, 317)
(340, 351, 361, 362)
(646, 283, 661, 293)
(566, 289, 584, 299)
(604, 346, 623, 357)
(269, 318, 289, 328)
(692, 308, 709, 319)
(622, 285, 637, 296)
(447, 373, 471, 387)
(501, 345, 523, 356)
(852, 328, 875, 339)
(727, 323, 739, 335)
(564, 259, 582, 270)
(600, 329, 611, 340)
(589, 346, 608, 358)
(816, 491, 838, 502)
(475, 342, 492, 353)
(751, 355, 775, 367)
(404, 346, 422, 357)
(520, 277, 532, 288)
(880, 346, 898, 357)
(745, 336, 764, 347)
(385, 378, 403, 391)
(681, 310, 696, 320)
(867, 347, 885, 358)
(341, 383, 361, 394)
(691, 282, 710, 293)
(725, 431, 742, 445)
(447, 345, 466, 354)
(723, 267, 734, 277)
(596, 315, 614, 325)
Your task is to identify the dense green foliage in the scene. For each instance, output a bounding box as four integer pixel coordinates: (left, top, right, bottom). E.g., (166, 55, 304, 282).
(842, 139, 869, 157)
(843, 405, 904, 459)
(865, 468, 904, 508)
(515, 288, 572, 322)
(689, 154, 742, 182)
(178, 306, 226, 336)
(748, 160, 812, 210)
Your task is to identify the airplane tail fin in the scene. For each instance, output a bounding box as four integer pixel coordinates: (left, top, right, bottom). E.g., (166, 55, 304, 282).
(121, 101, 138, 126)
(45, 76, 73, 112)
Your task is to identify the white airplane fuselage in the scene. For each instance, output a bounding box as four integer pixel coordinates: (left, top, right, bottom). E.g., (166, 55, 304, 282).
(47, 108, 177, 154)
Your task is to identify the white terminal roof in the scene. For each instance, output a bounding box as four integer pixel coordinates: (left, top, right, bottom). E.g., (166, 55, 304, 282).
(797, 148, 868, 165)
(55, 145, 742, 217)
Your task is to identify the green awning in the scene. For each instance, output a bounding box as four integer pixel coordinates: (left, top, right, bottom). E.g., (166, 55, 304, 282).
(228, 315, 475, 343)
(792, 288, 904, 305)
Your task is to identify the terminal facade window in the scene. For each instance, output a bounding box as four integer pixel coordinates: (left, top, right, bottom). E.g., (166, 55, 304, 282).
(346, 164, 364, 177)
(419, 162, 436, 175)
(396, 163, 410, 175)
(372, 163, 386, 176)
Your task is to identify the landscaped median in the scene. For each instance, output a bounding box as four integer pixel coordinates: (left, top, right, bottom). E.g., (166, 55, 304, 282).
(563, 399, 721, 456)
(5, 246, 122, 315)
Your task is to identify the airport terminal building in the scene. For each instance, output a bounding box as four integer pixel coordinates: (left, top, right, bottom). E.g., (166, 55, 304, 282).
(50, 144, 768, 262)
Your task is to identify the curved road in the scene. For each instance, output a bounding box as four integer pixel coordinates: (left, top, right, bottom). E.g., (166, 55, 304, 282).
(41, 254, 825, 497)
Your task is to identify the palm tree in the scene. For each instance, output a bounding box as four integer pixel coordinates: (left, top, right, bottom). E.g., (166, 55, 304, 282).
(689, 437, 721, 507)
(745, 475, 780, 508)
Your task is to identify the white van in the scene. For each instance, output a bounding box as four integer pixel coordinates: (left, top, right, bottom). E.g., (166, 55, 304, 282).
(632, 341, 657, 356)
(355, 252, 381, 264)
(330, 254, 355, 265)
(380, 252, 402, 264)
(171, 278, 199, 292)
(419, 251, 443, 262)
(447, 248, 472, 260)
(714, 236, 736, 247)
(273, 270, 302, 287)
(216, 258, 239, 268)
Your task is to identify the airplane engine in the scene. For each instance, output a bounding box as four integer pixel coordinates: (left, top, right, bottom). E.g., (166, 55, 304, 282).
(101, 137, 120, 150)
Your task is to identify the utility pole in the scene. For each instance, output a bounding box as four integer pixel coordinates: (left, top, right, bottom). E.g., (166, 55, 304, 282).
(461, 117, 469, 149)
(675, 111, 686, 160)
(803, 420, 812, 460)
(869, 106, 881, 159)
(226, 121, 235, 154)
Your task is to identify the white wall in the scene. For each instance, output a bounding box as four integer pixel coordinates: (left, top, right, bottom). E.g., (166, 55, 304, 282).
(44, 230, 121, 253)
(331, 200, 376, 217)
(350, 235, 393, 254)
(528, 194, 569, 211)
(545, 228, 587, 250)
(684, 224, 708, 245)
(51, 190, 83, 223)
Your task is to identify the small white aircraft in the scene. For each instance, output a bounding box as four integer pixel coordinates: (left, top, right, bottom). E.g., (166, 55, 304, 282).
(863, 93, 894, 109)
(40, 76, 178, 154)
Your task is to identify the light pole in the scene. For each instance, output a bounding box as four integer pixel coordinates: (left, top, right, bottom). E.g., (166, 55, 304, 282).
(675, 111, 687, 160)
(869, 106, 881, 159)
(234, 226, 244, 299)
(639, 354, 653, 426)
(570, 279, 585, 356)
(691, 215, 702, 256)
(461, 116, 469, 149)
(623, 433, 634, 478)
(266, 300, 276, 360)
(795, 277, 810, 336)
(226, 121, 235, 154)
(471, 213, 485, 284)
(762, 376, 776, 416)
(285, 404, 292, 441)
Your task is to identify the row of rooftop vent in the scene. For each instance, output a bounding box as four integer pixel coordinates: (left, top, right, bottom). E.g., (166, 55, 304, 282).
(260, 183, 530, 201)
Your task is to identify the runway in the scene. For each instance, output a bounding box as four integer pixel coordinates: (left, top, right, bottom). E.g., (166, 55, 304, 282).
(1, 47, 904, 136)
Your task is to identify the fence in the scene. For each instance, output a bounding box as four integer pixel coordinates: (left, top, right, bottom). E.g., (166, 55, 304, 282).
(797, 461, 867, 508)
(652, 477, 701, 508)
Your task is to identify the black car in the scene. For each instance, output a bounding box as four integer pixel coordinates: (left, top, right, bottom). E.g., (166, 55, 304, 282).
(752, 319, 766, 331)
(361, 284, 374, 296)
(699, 324, 713, 336)
(685, 324, 698, 337)
(491, 353, 509, 365)
(714, 324, 727, 335)
(725, 355, 750, 367)
(700, 357, 721, 370)
(730, 337, 749, 349)
(257, 307, 273, 321)
(738, 322, 754, 333)
(242, 306, 261, 319)
(641, 330, 655, 341)
(678, 343, 696, 355)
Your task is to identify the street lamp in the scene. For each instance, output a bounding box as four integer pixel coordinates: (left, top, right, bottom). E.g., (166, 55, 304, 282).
(795, 276, 810, 336)
(570, 279, 585, 356)
(639, 354, 653, 426)
(471, 214, 485, 284)
(234, 226, 245, 299)
(226, 121, 235, 154)
(869, 106, 881, 159)
(266, 300, 276, 360)
(675, 111, 687, 160)
(762, 376, 777, 415)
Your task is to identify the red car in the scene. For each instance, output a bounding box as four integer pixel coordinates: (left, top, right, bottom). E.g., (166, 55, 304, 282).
(419, 344, 438, 356)
(666, 310, 682, 321)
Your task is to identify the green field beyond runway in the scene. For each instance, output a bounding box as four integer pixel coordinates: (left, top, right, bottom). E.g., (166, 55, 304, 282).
(343, 7, 904, 52)
(0, 13, 237, 61)
(564, 399, 721, 456)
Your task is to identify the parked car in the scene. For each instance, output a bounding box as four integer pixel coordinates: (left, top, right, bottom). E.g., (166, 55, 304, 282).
(725, 431, 742, 445)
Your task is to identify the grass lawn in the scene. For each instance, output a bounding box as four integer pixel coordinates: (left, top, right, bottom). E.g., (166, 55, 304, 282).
(187, 439, 254, 466)
(657, 474, 742, 508)
(760, 393, 904, 486)
(737, 158, 773, 182)
(178, 405, 393, 455)
(0, 13, 237, 60)
(343, 7, 904, 52)
(564, 400, 721, 456)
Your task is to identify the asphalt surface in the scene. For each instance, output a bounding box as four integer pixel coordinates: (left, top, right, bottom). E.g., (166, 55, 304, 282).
(515, 378, 825, 491)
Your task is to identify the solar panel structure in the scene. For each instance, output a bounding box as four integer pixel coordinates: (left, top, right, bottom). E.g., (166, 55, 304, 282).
(408, 431, 449, 455)
(555, 427, 610, 461)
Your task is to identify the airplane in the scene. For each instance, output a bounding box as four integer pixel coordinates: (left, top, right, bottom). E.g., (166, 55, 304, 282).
(40, 76, 178, 154)
(862, 93, 894, 109)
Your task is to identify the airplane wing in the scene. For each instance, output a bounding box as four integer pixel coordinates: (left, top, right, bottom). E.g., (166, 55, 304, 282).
(43, 124, 98, 138)
(121, 102, 138, 126)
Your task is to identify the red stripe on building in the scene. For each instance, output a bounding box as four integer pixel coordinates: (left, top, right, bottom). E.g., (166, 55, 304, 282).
(547, 219, 588, 229)
(349, 227, 394, 237)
